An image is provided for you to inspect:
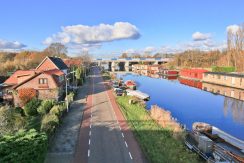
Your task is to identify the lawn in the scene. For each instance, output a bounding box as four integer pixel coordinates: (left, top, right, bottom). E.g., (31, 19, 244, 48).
(116, 96, 202, 163)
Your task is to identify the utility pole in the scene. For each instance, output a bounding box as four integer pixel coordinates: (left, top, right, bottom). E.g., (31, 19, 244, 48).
(65, 71, 75, 112)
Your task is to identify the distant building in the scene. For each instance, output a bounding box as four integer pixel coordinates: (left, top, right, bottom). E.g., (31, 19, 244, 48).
(159, 69, 178, 77)
(203, 72, 244, 89)
(132, 64, 149, 76)
(179, 69, 208, 81)
(147, 65, 162, 74)
(63, 58, 82, 68)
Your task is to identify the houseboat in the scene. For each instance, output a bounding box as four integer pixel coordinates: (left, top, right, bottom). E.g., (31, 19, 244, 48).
(179, 69, 208, 81)
(185, 122, 244, 163)
(159, 69, 179, 77)
(126, 89, 150, 101)
(125, 80, 136, 90)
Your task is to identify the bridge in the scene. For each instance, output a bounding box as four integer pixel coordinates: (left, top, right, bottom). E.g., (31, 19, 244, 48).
(92, 57, 172, 72)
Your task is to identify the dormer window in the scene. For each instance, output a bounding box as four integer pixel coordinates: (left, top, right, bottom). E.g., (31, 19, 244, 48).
(39, 78, 48, 84)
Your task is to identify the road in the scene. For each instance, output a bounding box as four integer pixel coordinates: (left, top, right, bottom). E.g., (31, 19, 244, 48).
(74, 67, 146, 163)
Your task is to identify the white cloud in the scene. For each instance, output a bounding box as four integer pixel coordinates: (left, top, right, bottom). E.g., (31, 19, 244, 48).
(226, 24, 240, 34)
(124, 48, 136, 54)
(144, 46, 156, 53)
(0, 39, 26, 50)
(192, 32, 211, 41)
(43, 22, 140, 50)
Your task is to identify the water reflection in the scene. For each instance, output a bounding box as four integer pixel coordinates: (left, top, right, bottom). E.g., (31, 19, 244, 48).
(116, 72, 244, 140)
(223, 97, 244, 124)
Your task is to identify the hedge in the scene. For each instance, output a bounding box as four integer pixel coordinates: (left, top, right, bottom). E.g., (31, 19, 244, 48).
(37, 100, 55, 115)
(0, 129, 48, 163)
(24, 98, 41, 116)
(212, 66, 235, 72)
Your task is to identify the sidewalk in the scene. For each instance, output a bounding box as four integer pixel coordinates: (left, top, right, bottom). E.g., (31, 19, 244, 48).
(45, 82, 89, 163)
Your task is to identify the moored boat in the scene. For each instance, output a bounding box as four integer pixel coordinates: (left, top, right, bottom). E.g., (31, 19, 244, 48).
(185, 122, 244, 163)
(125, 80, 136, 90)
(126, 89, 150, 101)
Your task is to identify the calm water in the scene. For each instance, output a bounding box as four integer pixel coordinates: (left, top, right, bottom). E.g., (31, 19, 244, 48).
(117, 73, 244, 140)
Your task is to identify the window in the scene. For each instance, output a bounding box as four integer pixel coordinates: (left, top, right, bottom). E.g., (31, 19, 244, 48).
(39, 78, 48, 84)
(231, 90, 235, 97)
(224, 76, 227, 80)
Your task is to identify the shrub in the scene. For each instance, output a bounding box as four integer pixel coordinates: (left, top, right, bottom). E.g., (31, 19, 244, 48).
(37, 100, 54, 115)
(0, 129, 48, 163)
(24, 98, 41, 116)
(18, 88, 37, 106)
(212, 66, 235, 72)
(49, 105, 60, 117)
(58, 103, 67, 115)
(41, 113, 59, 135)
(0, 106, 26, 135)
(66, 92, 75, 103)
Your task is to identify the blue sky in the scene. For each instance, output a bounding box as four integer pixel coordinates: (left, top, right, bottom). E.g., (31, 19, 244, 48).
(0, 0, 243, 57)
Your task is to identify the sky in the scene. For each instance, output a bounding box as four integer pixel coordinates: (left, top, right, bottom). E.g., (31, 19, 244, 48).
(0, 0, 243, 57)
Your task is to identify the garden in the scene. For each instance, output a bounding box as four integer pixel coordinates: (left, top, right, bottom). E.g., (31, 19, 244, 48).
(0, 92, 76, 163)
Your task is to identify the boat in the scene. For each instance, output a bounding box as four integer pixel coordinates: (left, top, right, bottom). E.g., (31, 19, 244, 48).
(125, 80, 136, 90)
(185, 122, 244, 163)
(126, 89, 150, 101)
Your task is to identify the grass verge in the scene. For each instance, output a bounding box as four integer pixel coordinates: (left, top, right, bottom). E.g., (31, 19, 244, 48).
(116, 96, 202, 163)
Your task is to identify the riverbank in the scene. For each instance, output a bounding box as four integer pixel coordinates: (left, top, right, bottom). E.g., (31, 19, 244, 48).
(116, 96, 201, 163)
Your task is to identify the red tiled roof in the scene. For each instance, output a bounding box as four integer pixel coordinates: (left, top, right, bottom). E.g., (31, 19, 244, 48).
(5, 69, 65, 89)
(4, 70, 38, 85)
(63, 59, 82, 67)
(43, 69, 64, 76)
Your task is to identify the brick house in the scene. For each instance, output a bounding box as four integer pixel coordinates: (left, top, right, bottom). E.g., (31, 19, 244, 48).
(148, 65, 162, 74)
(3, 69, 65, 106)
(3, 56, 68, 106)
(36, 56, 68, 74)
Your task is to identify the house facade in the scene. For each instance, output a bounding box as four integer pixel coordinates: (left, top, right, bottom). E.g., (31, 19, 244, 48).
(3, 69, 65, 106)
(36, 56, 68, 74)
(3, 56, 68, 106)
(203, 72, 244, 89)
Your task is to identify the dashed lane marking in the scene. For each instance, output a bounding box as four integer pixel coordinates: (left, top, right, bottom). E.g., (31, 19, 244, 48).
(88, 149, 90, 157)
(124, 141, 128, 148)
(129, 152, 133, 159)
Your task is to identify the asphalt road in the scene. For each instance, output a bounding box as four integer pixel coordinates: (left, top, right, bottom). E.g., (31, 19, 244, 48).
(87, 67, 133, 163)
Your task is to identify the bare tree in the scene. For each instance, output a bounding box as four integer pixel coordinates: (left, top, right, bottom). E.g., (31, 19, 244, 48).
(44, 43, 67, 58)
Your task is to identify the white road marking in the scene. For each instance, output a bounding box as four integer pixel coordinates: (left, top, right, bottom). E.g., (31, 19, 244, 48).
(89, 139, 91, 145)
(124, 141, 128, 148)
(90, 124, 92, 128)
(88, 149, 90, 157)
(89, 131, 91, 136)
(122, 133, 124, 138)
(129, 152, 133, 159)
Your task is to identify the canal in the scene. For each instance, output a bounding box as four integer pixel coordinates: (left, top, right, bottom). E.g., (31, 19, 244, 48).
(116, 73, 244, 140)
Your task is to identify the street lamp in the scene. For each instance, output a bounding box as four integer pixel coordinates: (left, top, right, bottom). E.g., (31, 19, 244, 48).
(65, 71, 75, 112)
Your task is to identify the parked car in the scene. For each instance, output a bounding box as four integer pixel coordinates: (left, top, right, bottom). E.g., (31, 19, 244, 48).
(112, 83, 119, 91)
(115, 88, 124, 96)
